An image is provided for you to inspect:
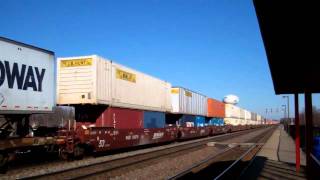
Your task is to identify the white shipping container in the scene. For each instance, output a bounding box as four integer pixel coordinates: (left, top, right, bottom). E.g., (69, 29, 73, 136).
(171, 87, 207, 116)
(224, 117, 241, 126)
(0, 37, 55, 113)
(257, 115, 262, 121)
(240, 108, 245, 119)
(57, 55, 172, 112)
(242, 119, 249, 125)
(225, 104, 241, 118)
(251, 112, 257, 121)
(244, 110, 252, 121)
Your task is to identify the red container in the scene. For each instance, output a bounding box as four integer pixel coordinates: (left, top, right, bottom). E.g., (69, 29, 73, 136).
(96, 107, 143, 129)
(207, 98, 225, 118)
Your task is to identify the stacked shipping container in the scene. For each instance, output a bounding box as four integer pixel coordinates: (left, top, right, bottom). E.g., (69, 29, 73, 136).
(224, 104, 264, 126)
(93, 107, 144, 129)
(224, 104, 241, 125)
(57, 55, 172, 112)
(177, 115, 206, 127)
(143, 111, 166, 128)
(205, 98, 225, 126)
(207, 118, 224, 126)
(207, 98, 225, 118)
(56, 55, 265, 130)
(225, 104, 241, 118)
(57, 55, 173, 130)
(76, 107, 168, 129)
(244, 110, 252, 125)
(171, 87, 207, 116)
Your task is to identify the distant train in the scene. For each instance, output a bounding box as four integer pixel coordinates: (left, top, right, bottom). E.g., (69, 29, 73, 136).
(0, 36, 273, 172)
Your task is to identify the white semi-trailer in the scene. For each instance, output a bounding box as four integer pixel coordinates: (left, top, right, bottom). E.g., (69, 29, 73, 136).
(0, 37, 55, 114)
(0, 37, 55, 172)
(0, 36, 55, 136)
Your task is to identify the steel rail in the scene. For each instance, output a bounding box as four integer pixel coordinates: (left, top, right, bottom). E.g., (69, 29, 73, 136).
(16, 127, 271, 180)
(167, 126, 276, 180)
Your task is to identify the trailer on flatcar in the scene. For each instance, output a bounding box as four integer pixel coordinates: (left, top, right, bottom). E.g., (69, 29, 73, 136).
(0, 36, 56, 172)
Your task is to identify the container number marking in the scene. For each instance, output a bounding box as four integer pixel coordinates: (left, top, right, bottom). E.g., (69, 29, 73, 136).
(98, 140, 105, 148)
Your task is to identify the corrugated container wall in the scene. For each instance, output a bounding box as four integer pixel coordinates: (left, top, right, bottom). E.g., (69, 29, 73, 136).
(225, 104, 241, 119)
(95, 107, 143, 129)
(178, 115, 205, 127)
(207, 98, 225, 118)
(143, 111, 166, 129)
(0, 37, 55, 113)
(251, 112, 257, 121)
(171, 87, 207, 116)
(194, 116, 206, 127)
(224, 117, 241, 126)
(207, 118, 224, 126)
(240, 108, 245, 119)
(57, 55, 172, 112)
(179, 115, 195, 127)
(244, 110, 252, 121)
(257, 115, 262, 121)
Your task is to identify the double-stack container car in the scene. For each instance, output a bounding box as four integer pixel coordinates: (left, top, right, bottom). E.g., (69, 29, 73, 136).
(169, 87, 210, 139)
(56, 55, 177, 157)
(0, 37, 270, 173)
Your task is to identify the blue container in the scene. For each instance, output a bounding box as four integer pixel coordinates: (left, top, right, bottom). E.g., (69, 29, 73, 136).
(180, 115, 195, 123)
(313, 136, 320, 160)
(178, 115, 206, 127)
(207, 118, 224, 126)
(195, 116, 206, 127)
(143, 111, 166, 128)
(178, 115, 196, 127)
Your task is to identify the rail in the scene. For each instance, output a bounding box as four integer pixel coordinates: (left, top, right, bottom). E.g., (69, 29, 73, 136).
(213, 144, 259, 180)
(214, 126, 275, 179)
(310, 153, 320, 176)
(167, 145, 238, 180)
(14, 127, 270, 179)
(167, 126, 276, 180)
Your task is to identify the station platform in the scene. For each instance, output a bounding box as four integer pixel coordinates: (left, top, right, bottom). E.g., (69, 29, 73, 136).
(241, 125, 308, 180)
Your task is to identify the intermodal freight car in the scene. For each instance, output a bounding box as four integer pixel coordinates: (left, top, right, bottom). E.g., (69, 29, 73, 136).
(0, 37, 268, 173)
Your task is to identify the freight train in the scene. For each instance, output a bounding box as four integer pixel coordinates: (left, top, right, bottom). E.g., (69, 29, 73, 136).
(0, 36, 270, 172)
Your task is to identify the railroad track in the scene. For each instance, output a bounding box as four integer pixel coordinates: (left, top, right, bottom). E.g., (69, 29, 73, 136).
(168, 125, 276, 180)
(8, 126, 275, 180)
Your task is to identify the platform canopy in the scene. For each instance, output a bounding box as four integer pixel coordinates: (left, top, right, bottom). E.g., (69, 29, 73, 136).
(253, 0, 319, 94)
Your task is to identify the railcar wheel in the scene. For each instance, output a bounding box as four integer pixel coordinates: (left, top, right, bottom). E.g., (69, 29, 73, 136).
(59, 147, 70, 160)
(177, 131, 182, 139)
(74, 145, 84, 160)
(0, 151, 9, 174)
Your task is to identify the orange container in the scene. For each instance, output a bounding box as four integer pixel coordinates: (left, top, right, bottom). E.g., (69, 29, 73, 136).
(207, 98, 225, 118)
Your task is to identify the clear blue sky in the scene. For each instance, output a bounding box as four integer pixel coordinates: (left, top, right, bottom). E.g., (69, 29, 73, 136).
(1, 0, 308, 120)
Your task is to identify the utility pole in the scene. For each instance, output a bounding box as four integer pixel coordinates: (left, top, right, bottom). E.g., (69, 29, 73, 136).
(283, 95, 290, 119)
